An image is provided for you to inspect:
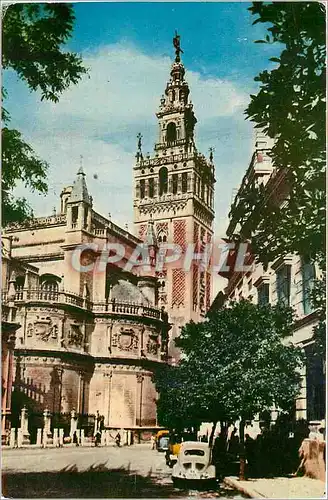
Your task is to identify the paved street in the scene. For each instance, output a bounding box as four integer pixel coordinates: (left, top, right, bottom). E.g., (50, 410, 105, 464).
(2, 444, 245, 498)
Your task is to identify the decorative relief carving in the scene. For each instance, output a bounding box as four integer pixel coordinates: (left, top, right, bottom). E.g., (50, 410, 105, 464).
(146, 338, 159, 355)
(34, 316, 52, 341)
(138, 224, 147, 240)
(67, 324, 83, 346)
(112, 327, 138, 351)
(26, 315, 59, 342)
(172, 269, 186, 307)
(27, 323, 34, 337)
(173, 219, 186, 251)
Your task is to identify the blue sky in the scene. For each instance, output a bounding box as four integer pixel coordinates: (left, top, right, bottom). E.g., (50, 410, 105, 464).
(4, 2, 279, 289)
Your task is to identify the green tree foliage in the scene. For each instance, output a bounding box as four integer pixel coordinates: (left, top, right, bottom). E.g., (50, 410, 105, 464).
(228, 2, 325, 268)
(2, 3, 87, 225)
(310, 273, 326, 356)
(155, 300, 304, 478)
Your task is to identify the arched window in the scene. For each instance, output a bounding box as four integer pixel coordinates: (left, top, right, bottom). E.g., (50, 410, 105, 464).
(40, 274, 60, 298)
(171, 90, 175, 102)
(182, 173, 188, 193)
(166, 122, 177, 144)
(159, 167, 168, 195)
(15, 275, 25, 290)
(148, 178, 154, 198)
(172, 174, 178, 194)
(140, 179, 145, 199)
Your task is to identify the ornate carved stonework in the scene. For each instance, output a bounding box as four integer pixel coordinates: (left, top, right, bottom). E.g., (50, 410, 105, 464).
(112, 327, 138, 351)
(146, 337, 159, 355)
(34, 316, 52, 341)
(67, 324, 83, 346)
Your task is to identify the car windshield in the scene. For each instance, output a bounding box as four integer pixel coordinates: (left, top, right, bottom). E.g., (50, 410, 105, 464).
(184, 449, 205, 456)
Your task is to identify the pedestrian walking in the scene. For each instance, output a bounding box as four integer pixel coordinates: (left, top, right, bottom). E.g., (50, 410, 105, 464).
(95, 430, 101, 447)
(150, 434, 156, 450)
(115, 431, 121, 447)
(73, 431, 79, 447)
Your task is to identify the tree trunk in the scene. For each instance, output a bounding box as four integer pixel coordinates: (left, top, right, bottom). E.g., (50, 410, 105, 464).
(209, 421, 218, 448)
(239, 419, 246, 481)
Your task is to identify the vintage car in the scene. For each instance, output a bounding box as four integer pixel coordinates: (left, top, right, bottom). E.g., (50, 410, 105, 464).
(172, 441, 216, 486)
(156, 430, 170, 452)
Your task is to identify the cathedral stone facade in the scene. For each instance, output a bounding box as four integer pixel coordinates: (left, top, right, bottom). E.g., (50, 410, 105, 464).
(133, 38, 215, 359)
(2, 169, 170, 439)
(2, 36, 215, 439)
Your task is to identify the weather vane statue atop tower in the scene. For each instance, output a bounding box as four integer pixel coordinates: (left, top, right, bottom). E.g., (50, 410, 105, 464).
(173, 31, 183, 62)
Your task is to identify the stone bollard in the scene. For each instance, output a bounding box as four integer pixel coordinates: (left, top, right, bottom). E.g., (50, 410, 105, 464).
(36, 428, 42, 447)
(127, 431, 132, 446)
(9, 428, 16, 448)
(53, 428, 59, 447)
(59, 429, 64, 447)
(19, 406, 30, 445)
(17, 428, 23, 448)
(80, 429, 85, 447)
(70, 409, 78, 441)
(43, 408, 52, 445)
(42, 428, 48, 448)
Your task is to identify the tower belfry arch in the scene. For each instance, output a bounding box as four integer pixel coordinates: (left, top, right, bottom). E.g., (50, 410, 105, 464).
(133, 34, 216, 361)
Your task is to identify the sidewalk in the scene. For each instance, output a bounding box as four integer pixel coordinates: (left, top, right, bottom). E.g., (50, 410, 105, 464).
(224, 476, 326, 499)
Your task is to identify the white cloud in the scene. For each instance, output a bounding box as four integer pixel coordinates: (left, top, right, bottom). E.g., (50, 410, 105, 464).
(10, 42, 253, 282)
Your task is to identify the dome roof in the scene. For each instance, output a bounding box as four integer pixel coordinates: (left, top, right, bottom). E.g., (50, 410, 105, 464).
(111, 279, 149, 305)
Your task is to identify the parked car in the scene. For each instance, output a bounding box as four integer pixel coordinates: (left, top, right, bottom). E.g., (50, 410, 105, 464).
(172, 441, 216, 487)
(156, 430, 170, 452)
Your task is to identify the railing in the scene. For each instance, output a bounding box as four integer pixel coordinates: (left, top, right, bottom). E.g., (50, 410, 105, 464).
(93, 300, 162, 319)
(94, 228, 107, 236)
(5, 214, 67, 231)
(91, 211, 141, 244)
(139, 192, 189, 205)
(1, 290, 163, 320)
(154, 138, 186, 150)
(2, 289, 88, 309)
(138, 151, 194, 168)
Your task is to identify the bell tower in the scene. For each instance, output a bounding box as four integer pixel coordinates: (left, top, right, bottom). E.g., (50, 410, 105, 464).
(133, 33, 215, 361)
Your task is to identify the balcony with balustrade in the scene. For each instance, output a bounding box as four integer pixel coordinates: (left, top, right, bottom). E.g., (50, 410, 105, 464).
(1, 288, 165, 322)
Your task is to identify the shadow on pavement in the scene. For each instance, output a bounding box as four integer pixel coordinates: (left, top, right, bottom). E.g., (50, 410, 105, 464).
(2, 462, 244, 498)
(3, 462, 188, 498)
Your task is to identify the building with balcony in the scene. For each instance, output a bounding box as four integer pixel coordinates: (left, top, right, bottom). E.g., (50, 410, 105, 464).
(2, 169, 170, 439)
(212, 130, 325, 425)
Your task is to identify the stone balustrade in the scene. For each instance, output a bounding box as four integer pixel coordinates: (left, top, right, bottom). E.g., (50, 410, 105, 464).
(2, 289, 89, 309)
(2, 290, 163, 320)
(92, 300, 162, 319)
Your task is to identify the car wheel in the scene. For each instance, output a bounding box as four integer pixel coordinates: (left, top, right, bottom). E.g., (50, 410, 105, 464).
(172, 477, 181, 488)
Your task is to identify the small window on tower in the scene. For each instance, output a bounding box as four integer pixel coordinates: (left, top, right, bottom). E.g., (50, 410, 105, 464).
(171, 90, 175, 102)
(172, 174, 178, 194)
(159, 167, 168, 195)
(140, 179, 145, 199)
(166, 122, 177, 144)
(148, 178, 154, 198)
(84, 206, 88, 229)
(182, 173, 188, 193)
(72, 206, 78, 226)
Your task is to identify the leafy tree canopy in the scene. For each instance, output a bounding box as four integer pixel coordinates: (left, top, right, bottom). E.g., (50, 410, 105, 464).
(155, 301, 304, 434)
(228, 2, 326, 269)
(2, 3, 87, 226)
